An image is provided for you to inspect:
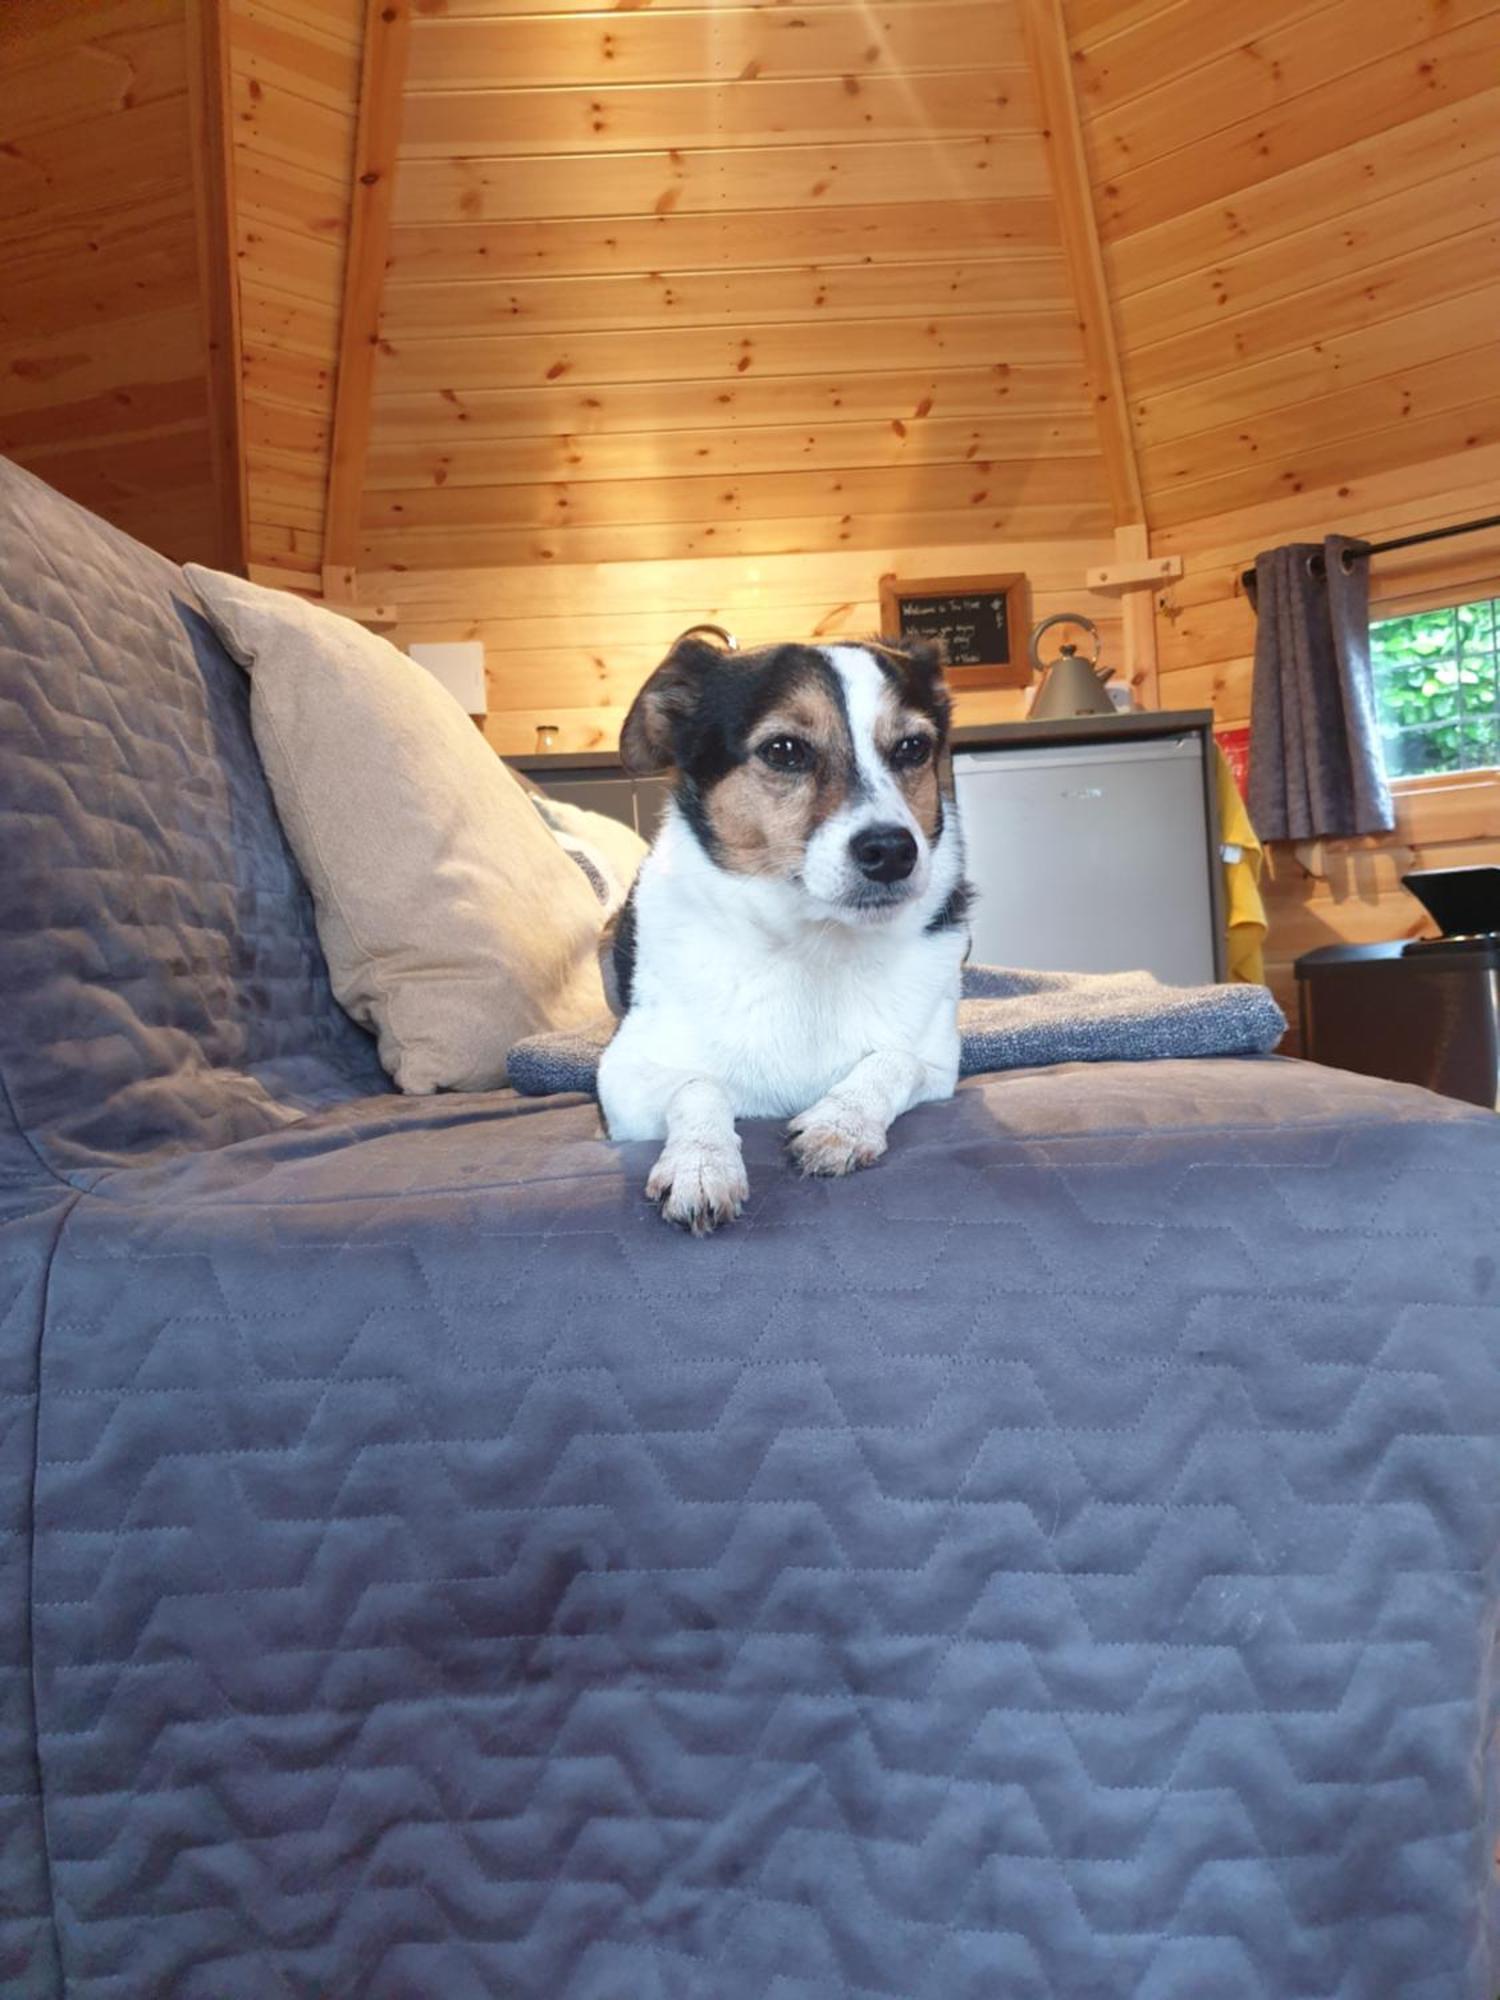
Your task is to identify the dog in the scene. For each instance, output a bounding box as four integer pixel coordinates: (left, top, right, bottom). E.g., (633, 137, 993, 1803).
(596, 630, 970, 1233)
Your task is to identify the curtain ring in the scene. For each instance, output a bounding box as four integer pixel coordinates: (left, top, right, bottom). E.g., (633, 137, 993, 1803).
(1339, 546, 1356, 575)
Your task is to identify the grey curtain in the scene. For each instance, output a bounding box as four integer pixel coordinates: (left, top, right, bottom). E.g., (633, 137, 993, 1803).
(1246, 535, 1395, 841)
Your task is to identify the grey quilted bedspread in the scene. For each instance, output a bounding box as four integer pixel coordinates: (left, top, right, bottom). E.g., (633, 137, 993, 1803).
(3, 455, 1500, 1997)
(15, 1063, 1500, 1999)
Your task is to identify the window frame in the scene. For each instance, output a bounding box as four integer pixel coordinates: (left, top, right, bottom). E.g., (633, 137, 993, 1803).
(1368, 580, 1500, 788)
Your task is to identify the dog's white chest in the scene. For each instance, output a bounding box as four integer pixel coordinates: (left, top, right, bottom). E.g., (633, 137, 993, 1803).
(690, 936, 945, 1116)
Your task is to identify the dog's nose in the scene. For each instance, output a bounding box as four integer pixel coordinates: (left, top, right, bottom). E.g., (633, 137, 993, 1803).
(850, 823, 918, 884)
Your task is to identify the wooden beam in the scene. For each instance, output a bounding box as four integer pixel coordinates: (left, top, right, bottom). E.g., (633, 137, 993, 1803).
(1114, 523, 1160, 709)
(186, 0, 248, 575)
(1086, 553, 1183, 589)
(324, 0, 413, 574)
(1017, 0, 1144, 528)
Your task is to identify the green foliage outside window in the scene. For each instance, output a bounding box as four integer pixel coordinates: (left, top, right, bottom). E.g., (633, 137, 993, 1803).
(1370, 597, 1500, 777)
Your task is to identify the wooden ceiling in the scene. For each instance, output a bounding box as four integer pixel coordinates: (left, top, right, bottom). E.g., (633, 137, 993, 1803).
(0, 0, 242, 568)
(2, 0, 1497, 592)
(347, 0, 1116, 574)
(1068, 0, 1500, 536)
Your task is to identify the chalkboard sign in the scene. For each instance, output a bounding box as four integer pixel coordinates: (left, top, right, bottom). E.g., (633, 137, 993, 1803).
(879, 572, 1031, 689)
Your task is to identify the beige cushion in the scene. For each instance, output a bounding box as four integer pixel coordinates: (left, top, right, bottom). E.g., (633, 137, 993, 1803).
(185, 565, 609, 1093)
(527, 792, 647, 914)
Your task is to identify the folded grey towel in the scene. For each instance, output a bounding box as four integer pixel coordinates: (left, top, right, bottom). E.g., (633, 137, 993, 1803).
(506, 965, 1287, 1097)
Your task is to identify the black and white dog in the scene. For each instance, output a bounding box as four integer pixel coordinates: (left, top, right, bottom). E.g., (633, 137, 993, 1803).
(597, 631, 970, 1233)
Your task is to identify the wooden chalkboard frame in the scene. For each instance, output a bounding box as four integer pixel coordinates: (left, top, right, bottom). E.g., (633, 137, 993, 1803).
(878, 571, 1032, 690)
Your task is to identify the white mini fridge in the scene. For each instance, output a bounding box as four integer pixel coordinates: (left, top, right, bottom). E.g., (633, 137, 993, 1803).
(950, 715, 1224, 986)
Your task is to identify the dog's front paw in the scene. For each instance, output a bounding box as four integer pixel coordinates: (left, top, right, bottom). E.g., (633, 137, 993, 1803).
(786, 1100, 888, 1177)
(645, 1140, 748, 1235)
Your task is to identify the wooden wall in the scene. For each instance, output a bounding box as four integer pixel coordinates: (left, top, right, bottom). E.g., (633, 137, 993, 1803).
(1061, 0, 1500, 1018)
(0, 0, 236, 566)
(359, 0, 1113, 577)
(1153, 441, 1500, 1021)
(385, 536, 1124, 755)
(1067, 0, 1500, 532)
(229, 0, 362, 587)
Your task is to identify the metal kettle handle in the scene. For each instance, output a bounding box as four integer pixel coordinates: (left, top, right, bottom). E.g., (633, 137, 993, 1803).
(1028, 611, 1102, 674)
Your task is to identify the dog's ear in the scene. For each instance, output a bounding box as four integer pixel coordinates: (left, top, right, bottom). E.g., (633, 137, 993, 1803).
(896, 635, 946, 681)
(619, 634, 726, 775)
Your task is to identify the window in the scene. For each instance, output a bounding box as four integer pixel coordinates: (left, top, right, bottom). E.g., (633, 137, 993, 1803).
(1370, 596, 1500, 778)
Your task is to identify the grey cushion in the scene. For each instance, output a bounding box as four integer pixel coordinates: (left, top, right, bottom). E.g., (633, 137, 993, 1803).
(507, 965, 1289, 1097)
(0, 456, 385, 1179)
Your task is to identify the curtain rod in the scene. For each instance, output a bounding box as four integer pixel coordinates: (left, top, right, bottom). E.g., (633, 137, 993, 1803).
(1238, 508, 1500, 593)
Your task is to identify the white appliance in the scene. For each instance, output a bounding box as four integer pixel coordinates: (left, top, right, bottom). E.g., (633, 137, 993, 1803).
(408, 640, 487, 716)
(952, 726, 1221, 986)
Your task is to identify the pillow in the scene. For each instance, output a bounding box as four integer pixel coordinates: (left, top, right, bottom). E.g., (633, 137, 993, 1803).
(185, 565, 610, 1093)
(527, 792, 647, 918)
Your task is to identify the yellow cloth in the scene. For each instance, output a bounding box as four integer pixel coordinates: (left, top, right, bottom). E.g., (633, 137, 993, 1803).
(1215, 744, 1268, 985)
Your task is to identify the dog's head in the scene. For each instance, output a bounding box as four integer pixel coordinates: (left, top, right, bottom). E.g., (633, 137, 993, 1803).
(620, 634, 953, 923)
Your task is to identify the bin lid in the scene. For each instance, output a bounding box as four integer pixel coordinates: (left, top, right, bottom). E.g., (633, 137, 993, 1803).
(1295, 936, 1500, 975)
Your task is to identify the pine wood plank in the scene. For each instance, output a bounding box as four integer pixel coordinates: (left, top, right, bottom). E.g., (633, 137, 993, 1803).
(372, 534, 1113, 620)
(1128, 223, 1500, 403)
(1070, 0, 1330, 115)
(393, 571, 1115, 643)
(399, 71, 1036, 157)
(379, 256, 1070, 338)
(366, 411, 1101, 489)
(1019, 0, 1141, 524)
(243, 395, 334, 455)
(1095, 11, 1500, 244)
(242, 341, 336, 406)
(391, 136, 1049, 226)
(324, 0, 413, 572)
(1142, 338, 1500, 510)
(232, 0, 364, 54)
(358, 495, 1113, 567)
(0, 306, 205, 415)
(237, 215, 347, 308)
(1113, 144, 1500, 354)
(1084, 0, 1498, 182)
(385, 198, 1060, 282)
(1065, 0, 1185, 52)
(240, 281, 342, 359)
(424, 0, 921, 14)
(1133, 283, 1500, 452)
(1107, 87, 1500, 300)
(230, 67, 356, 180)
(422, 610, 1129, 710)
(0, 0, 185, 68)
(9, 421, 215, 509)
(230, 0, 362, 109)
(0, 377, 206, 456)
(1149, 393, 1500, 532)
(479, 679, 1037, 756)
(0, 212, 200, 340)
(231, 154, 359, 242)
(407, 2, 1022, 91)
(0, 98, 194, 242)
(375, 311, 1086, 394)
(0, 19, 187, 144)
(1152, 440, 1500, 562)
(368, 363, 1088, 443)
(361, 452, 1102, 531)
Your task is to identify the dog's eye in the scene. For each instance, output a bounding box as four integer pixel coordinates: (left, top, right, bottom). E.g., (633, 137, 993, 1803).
(758, 735, 814, 774)
(890, 734, 933, 770)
